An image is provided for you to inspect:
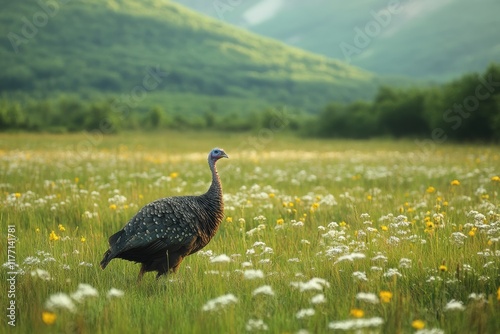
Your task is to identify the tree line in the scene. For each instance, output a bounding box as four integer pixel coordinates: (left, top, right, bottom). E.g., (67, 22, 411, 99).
(0, 64, 499, 141)
(308, 63, 500, 141)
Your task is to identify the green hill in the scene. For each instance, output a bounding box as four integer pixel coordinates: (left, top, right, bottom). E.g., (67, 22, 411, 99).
(0, 0, 391, 116)
(176, 0, 500, 80)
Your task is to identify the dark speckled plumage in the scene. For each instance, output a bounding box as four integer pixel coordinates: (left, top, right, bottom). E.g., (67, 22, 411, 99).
(100, 148, 228, 281)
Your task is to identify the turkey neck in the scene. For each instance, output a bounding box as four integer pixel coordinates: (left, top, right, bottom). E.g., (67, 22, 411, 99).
(207, 158, 223, 200)
(197, 158, 224, 235)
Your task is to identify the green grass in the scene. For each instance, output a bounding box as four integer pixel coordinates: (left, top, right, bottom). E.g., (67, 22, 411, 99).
(1, 132, 500, 333)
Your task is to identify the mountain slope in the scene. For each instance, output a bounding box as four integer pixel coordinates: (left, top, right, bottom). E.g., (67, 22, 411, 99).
(176, 0, 500, 80)
(0, 0, 388, 115)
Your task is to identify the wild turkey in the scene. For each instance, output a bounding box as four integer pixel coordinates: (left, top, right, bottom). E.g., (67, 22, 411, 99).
(100, 148, 228, 281)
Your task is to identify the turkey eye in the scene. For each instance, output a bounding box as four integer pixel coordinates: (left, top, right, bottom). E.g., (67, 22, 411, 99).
(214, 150, 220, 154)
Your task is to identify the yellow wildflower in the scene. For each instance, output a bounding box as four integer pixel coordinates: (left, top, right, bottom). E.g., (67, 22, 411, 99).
(468, 228, 476, 237)
(169, 172, 179, 179)
(268, 193, 275, 199)
(379, 291, 393, 303)
(109, 204, 117, 210)
(80, 236, 86, 243)
(381, 225, 388, 231)
(42, 311, 56, 325)
(339, 221, 346, 227)
(74, 177, 79, 183)
(312, 202, 320, 209)
(276, 218, 284, 225)
(439, 265, 447, 272)
(426, 186, 436, 194)
(36, 228, 40, 233)
(350, 308, 364, 318)
(225, 217, 233, 223)
(411, 320, 425, 330)
(450, 179, 460, 186)
(492, 176, 500, 182)
(497, 287, 500, 301)
(366, 195, 372, 201)
(15, 192, 21, 198)
(49, 231, 60, 241)
(288, 202, 294, 207)
(139, 194, 144, 199)
(58, 224, 65, 232)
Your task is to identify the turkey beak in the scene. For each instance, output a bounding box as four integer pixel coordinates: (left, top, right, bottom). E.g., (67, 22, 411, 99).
(222, 152, 229, 159)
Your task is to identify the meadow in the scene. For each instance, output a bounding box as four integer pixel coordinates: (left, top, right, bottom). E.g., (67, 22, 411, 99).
(1, 131, 499, 333)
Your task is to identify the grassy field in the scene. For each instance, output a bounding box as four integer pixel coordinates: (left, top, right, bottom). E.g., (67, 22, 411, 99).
(1, 132, 500, 333)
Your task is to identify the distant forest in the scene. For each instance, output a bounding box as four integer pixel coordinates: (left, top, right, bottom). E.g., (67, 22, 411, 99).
(1, 64, 499, 141)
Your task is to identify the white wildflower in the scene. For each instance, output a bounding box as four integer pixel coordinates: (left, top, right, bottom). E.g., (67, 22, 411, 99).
(204, 270, 220, 275)
(71, 283, 98, 303)
(244, 269, 264, 280)
(78, 261, 93, 267)
(320, 194, 337, 206)
(444, 299, 465, 311)
(262, 247, 274, 254)
(246, 248, 256, 255)
(311, 294, 326, 304)
(198, 250, 214, 257)
(246, 228, 259, 236)
(371, 253, 388, 262)
(328, 317, 384, 330)
(246, 318, 268, 331)
(383, 268, 403, 278)
(296, 330, 310, 334)
(252, 285, 275, 297)
(241, 261, 253, 268)
(415, 329, 445, 334)
(387, 236, 400, 245)
(290, 277, 330, 292)
(30, 268, 51, 281)
(399, 258, 412, 269)
(23, 256, 41, 265)
(334, 252, 366, 264)
(327, 222, 339, 229)
(210, 254, 231, 263)
(45, 293, 76, 313)
(352, 271, 368, 282)
(356, 292, 379, 304)
(296, 308, 315, 319)
(202, 294, 238, 312)
(107, 288, 125, 299)
(468, 293, 485, 301)
(450, 232, 467, 245)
